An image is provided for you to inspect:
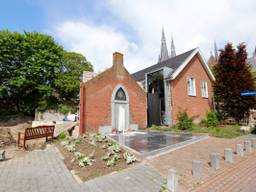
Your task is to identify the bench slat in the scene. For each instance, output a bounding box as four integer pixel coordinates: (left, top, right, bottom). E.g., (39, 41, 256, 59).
(24, 126, 55, 140)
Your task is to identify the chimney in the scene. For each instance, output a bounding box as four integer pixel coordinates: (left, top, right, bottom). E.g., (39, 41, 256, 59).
(113, 52, 123, 67)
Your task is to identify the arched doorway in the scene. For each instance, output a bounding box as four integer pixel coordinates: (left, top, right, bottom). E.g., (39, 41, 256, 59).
(112, 85, 129, 132)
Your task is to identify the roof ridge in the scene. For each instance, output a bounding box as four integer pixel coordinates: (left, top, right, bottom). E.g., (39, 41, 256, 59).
(132, 48, 197, 79)
(159, 48, 197, 64)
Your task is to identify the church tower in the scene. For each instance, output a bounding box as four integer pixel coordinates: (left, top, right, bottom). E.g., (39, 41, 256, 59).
(158, 27, 169, 62)
(170, 35, 176, 58)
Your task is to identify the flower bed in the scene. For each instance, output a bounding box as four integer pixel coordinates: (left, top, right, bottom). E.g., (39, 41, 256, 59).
(55, 133, 137, 181)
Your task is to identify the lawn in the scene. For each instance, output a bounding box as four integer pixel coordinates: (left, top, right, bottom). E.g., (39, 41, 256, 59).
(148, 124, 249, 139)
(55, 133, 138, 181)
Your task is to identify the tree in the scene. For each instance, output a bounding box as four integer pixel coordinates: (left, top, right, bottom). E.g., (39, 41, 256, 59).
(214, 43, 256, 122)
(55, 52, 93, 111)
(0, 30, 64, 115)
(0, 30, 93, 116)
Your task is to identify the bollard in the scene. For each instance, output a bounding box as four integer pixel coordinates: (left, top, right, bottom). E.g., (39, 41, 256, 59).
(224, 148, 233, 163)
(210, 153, 220, 170)
(251, 138, 256, 148)
(167, 168, 178, 192)
(192, 160, 202, 179)
(236, 144, 244, 157)
(0, 150, 5, 161)
(244, 140, 252, 153)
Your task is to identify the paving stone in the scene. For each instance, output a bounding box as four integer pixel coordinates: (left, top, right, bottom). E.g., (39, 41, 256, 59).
(0, 146, 163, 192)
(148, 135, 256, 192)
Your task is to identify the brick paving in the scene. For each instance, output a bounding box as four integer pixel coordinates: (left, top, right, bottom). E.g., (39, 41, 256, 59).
(193, 151, 256, 192)
(147, 136, 256, 192)
(0, 145, 163, 192)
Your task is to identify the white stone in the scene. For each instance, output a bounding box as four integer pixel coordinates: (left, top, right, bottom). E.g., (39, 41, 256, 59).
(251, 138, 256, 148)
(192, 160, 202, 179)
(129, 124, 138, 131)
(224, 148, 233, 163)
(236, 144, 244, 157)
(167, 168, 178, 192)
(210, 153, 220, 170)
(244, 140, 252, 153)
(99, 126, 112, 135)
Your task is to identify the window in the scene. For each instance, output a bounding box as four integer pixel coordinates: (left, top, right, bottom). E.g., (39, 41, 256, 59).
(115, 88, 126, 101)
(187, 76, 196, 96)
(201, 80, 208, 98)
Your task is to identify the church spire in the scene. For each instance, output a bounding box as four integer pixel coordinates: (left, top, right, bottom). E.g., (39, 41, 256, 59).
(214, 41, 218, 60)
(170, 35, 176, 58)
(158, 27, 169, 62)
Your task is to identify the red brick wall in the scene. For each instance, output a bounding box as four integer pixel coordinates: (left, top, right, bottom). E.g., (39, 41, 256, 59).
(170, 54, 213, 123)
(80, 61, 147, 133)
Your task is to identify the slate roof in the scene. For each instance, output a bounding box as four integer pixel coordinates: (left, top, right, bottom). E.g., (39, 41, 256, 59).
(132, 48, 196, 81)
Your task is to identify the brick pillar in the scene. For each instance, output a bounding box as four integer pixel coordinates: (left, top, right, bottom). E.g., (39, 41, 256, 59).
(79, 83, 85, 135)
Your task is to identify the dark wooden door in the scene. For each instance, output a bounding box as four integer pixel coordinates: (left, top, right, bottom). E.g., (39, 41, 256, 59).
(147, 93, 161, 127)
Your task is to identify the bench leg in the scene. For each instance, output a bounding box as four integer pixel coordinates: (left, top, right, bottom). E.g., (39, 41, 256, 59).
(46, 137, 48, 142)
(17, 132, 20, 147)
(23, 139, 26, 150)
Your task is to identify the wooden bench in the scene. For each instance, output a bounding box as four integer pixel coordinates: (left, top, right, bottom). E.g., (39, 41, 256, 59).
(18, 125, 55, 149)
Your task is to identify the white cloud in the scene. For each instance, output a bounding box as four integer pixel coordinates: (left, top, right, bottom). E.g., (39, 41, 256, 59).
(106, 0, 256, 58)
(55, 21, 144, 72)
(53, 0, 256, 73)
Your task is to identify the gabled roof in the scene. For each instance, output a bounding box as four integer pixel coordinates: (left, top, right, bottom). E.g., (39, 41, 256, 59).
(132, 48, 215, 81)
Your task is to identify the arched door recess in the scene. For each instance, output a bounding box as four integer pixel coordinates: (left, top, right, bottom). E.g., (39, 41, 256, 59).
(111, 85, 129, 132)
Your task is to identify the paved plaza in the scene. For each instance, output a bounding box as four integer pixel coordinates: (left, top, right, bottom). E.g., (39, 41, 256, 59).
(0, 146, 163, 192)
(1, 135, 256, 192)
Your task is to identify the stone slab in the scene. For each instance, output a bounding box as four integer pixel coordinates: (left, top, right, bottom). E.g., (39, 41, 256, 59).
(99, 126, 112, 135)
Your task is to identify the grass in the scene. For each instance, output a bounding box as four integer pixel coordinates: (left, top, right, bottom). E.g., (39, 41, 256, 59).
(148, 124, 249, 139)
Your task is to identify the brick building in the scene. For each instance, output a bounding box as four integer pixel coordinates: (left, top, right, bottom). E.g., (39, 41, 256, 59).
(79, 52, 147, 134)
(132, 30, 215, 125)
(80, 30, 215, 134)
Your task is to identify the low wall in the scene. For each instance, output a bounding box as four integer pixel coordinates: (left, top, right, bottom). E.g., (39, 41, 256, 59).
(34, 110, 65, 121)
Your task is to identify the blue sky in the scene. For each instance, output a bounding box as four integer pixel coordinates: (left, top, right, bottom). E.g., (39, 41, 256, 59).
(1, 0, 256, 72)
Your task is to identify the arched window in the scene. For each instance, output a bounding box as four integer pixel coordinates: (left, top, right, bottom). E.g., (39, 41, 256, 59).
(115, 87, 126, 101)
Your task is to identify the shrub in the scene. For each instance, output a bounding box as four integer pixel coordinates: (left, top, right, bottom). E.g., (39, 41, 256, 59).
(57, 132, 66, 140)
(176, 111, 194, 130)
(123, 152, 137, 164)
(108, 144, 121, 153)
(78, 156, 95, 167)
(203, 112, 218, 128)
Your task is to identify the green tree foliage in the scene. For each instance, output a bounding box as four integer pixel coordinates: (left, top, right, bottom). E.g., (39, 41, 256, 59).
(214, 43, 256, 122)
(0, 30, 93, 116)
(55, 52, 93, 105)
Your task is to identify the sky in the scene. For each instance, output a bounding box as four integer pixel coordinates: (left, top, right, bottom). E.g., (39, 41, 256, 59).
(1, 0, 256, 73)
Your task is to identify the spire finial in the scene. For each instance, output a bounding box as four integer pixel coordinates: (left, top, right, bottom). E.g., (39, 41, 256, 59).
(158, 27, 169, 62)
(170, 34, 176, 58)
(214, 40, 218, 59)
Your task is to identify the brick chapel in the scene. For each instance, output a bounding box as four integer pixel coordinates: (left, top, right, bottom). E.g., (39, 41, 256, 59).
(79, 29, 215, 134)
